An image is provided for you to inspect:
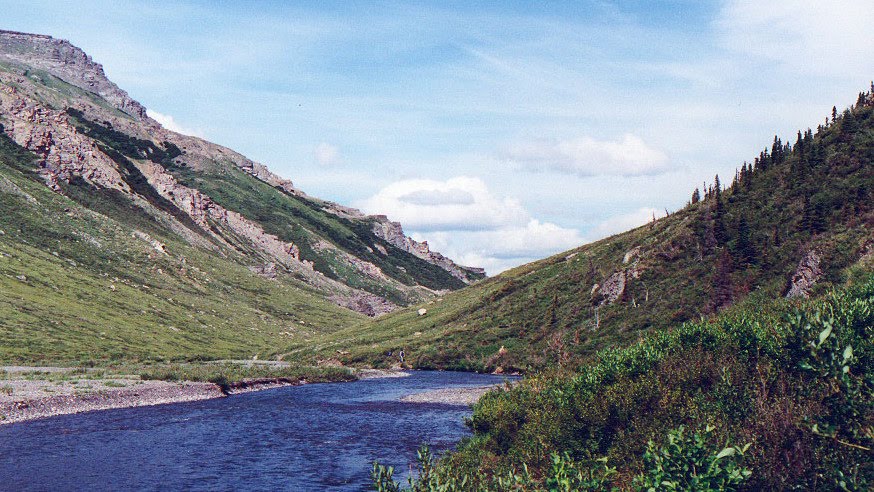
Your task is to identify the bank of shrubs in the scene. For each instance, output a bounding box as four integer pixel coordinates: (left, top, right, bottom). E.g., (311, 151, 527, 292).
(374, 275, 873, 490)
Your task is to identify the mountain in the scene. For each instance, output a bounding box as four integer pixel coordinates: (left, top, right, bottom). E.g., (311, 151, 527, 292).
(0, 30, 482, 362)
(366, 91, 874, 491)
(308, 88, 874, 372)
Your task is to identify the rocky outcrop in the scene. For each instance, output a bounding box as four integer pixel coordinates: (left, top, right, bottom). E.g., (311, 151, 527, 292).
(0, 79, 129, 191)
(0, 31, 146, 119)
(239, 159, 300, 196)
(134, 159, 304, 268)
(785, 250, 822, 298)
(0, 30, 146, 119)
(371, 216, 486, 283)
(591, 247, 645, 306)
(330, 292, 396, 317)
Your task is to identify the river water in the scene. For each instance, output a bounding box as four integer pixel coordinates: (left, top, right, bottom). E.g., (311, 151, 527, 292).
(0, 371, 512, 491)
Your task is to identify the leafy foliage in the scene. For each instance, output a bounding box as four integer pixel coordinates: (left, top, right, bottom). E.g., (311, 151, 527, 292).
(630, 425, 751, 491)
(380, 276, 873, 490)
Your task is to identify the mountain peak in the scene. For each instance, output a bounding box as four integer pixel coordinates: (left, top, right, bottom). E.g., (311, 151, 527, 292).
(0, 30, 146, 119)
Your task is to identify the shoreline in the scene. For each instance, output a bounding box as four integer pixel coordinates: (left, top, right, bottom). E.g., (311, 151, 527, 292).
(0, 379, 225, 425)
(399, 385, 503, 406)
(0, 368, 411, 426)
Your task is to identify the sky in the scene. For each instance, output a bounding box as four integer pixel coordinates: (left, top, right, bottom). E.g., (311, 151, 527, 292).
(2, 1, 872, 273)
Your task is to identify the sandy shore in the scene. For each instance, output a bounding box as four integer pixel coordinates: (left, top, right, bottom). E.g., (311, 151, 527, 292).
(0, 367, 413, 425)
(400, 385, 502, 406)
(0, 378, 224, 425)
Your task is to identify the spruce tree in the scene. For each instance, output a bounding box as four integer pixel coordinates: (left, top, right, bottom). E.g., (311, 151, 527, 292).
(711, 250, 734, 312)
(735, 215, 756, 265)
(713, 175, 726, 246)
(841, 109, 858, 136)
(691, 188, 700, 204)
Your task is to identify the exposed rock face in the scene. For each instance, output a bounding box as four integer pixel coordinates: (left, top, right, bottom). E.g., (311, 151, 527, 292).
(597, 270, 627, 305)
(0, 30, 146, 119)
(591, 247, 645, 306)
(785, 250, 822, 298)
(371, 217, 486, 283)
(330, 292, 396, 317)
(133, 159, 307, 270)
(0, 80, 128, 191)
(238, 159, 299, 196)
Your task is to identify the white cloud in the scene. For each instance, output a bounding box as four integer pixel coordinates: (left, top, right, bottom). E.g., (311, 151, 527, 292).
(591, 207, 666, 240)
(359, 177, 585, 274)
(358, 176, 529, 231)
(413, 221, 586, 275)
(146, 109, 201, 136)
(716, 1, 874, 76)
(314, 142, 341, 166)
(500, 134, 671, 177)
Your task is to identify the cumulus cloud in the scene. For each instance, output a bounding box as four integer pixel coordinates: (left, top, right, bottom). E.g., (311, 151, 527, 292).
(359, 177, 585, 274)
(591, 207, 667, 240)
(314, 142, 341, 166)
(500, 134, 671, 177)
(399, 188, 475, 206)
(146, 109, 201, 136)
(716, 0, 874, 76)
(358, 176, 530, 231)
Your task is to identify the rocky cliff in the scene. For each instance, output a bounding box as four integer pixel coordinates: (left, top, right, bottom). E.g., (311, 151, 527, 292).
(0, 30, 483, 315)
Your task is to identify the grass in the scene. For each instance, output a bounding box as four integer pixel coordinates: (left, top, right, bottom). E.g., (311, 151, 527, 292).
(0, 127, 364, 364)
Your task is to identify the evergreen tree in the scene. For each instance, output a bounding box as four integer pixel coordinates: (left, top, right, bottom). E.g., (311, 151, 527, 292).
(711, 249, 734, 312)
(841, 109, 858, 136)
(713, 175, 726, 246)
(735, 215, 756, 265)
(801, 195, 825, 234)
(811, 200, 826, 234)
(691, 188, 701, 204)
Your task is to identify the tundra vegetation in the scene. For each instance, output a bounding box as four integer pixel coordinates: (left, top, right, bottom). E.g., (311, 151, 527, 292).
(372, 275, 873, 491)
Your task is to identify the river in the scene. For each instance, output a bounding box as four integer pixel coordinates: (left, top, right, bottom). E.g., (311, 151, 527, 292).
(0, 371, 511, 491)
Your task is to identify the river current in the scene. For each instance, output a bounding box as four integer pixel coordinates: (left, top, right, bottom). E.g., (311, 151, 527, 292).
(0, 371, 512, 491)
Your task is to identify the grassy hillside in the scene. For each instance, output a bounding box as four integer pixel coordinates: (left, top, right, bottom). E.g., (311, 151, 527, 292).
(0, 36, 489, 365)
(63, 107, 471, 305)
(303, 93, 874, 372)
(0, 127, 364, 363)
(374, 274, 873, 491)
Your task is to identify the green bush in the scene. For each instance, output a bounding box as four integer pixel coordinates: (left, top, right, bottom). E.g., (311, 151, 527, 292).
(631, 425, 751, 491)
(383, 275, 873, 490)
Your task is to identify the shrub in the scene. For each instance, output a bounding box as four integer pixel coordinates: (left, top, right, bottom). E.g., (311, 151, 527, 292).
(631, 425, 751, 491)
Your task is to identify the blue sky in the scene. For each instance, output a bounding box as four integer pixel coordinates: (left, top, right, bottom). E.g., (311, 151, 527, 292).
(2, 1, 872, 273)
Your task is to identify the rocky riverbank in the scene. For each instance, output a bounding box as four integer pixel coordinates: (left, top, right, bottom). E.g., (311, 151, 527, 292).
(400, 385, 502, 406)
(0, 378, 224, 424)
(0, 367, 411, 425)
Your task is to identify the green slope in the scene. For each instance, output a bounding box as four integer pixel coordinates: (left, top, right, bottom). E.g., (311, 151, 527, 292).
(0, 128, 364, 363)
(375, 274, 873, 491)
(301, 92, 874, 372)
(62, 107, 473, 306)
